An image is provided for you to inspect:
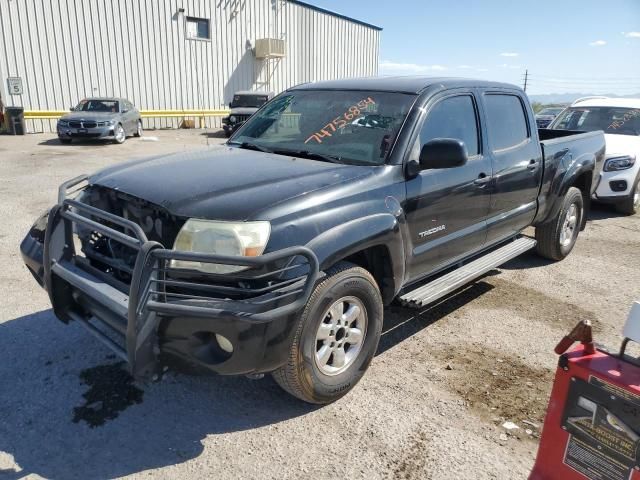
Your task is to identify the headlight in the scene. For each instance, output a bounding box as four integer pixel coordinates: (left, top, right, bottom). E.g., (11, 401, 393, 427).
(108, 119, 117, 126)
(58, 119, 69, 127)
(172, 219, 270, 274)
(604, 155, 636, 172)
(229, 115, 237, 123)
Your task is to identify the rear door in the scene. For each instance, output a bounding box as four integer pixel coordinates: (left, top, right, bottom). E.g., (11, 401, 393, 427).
(404, 90, 492, 281)
(480, 91, 542, 244)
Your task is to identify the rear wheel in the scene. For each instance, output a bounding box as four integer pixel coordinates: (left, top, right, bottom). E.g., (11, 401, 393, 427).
(535, 187, 584, 261)
(113, 124, 126, 144)
(272, 262, 383, 404)
(615, 175, 639, 215)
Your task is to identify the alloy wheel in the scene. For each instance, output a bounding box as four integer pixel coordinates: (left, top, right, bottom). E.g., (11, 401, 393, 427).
(314, 296, 367, 376)
(560, 203, 578, 247)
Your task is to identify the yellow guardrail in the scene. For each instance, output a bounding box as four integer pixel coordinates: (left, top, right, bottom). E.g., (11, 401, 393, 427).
(23, 109, 231, 120)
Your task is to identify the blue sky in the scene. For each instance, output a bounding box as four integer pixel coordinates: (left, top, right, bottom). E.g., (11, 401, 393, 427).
(309, 0, 640, 95)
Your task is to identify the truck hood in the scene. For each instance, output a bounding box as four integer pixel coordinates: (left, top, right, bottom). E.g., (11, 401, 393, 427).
(89, 147, 371, 221)
(604, 133, 640, 157)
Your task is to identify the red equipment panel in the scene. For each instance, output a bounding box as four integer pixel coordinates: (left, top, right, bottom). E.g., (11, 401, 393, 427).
(530, 345, 640, 480)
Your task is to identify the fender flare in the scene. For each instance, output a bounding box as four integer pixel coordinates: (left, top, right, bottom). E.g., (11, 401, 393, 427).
(305, 213, 405, 302)
(537, 158, 595, 226)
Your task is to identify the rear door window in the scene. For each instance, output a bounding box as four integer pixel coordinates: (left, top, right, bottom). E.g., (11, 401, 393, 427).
(415, 95, 480, 157)
(484, 94, 530, 151)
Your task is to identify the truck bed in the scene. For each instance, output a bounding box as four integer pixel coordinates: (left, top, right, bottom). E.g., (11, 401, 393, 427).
(538, 129, 605, 171)
(534, 128, 606, 225)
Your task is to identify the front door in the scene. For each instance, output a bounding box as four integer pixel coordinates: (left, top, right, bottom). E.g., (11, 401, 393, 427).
(404, 92, 492, 281)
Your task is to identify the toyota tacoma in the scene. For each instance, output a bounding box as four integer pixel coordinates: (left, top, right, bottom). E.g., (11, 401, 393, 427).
(21, 77, 606, 403)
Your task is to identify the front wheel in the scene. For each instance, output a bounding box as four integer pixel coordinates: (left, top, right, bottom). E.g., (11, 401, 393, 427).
(615, 174, 639, 215)
(113, 124, 126, 144)
(535, 186, 584, 261)
(272, 262, 383, 404)
(134, 119, 143, 137)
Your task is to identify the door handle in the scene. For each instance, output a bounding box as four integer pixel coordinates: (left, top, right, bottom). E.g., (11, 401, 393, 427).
(473, 173, 492, 186)
(527, 159, 538, 170)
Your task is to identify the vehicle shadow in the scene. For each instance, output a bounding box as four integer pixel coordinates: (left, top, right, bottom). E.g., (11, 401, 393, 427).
(0, 309, 317, 480)
(0, 280, 496, 478)
(200, 129, 227, 139)
(587, 202, 628, 221)
(377, 280, 495, 356)
(37, 138, 112, 147)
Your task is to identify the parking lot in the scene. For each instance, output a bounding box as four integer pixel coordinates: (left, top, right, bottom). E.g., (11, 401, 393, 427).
(1, 130, 638, 480)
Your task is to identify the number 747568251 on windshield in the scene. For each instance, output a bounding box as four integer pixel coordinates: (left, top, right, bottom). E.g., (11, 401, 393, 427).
(304, 97, 376, 144)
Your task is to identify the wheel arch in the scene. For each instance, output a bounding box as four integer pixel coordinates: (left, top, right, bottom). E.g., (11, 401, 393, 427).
(305, 213, 405, 305)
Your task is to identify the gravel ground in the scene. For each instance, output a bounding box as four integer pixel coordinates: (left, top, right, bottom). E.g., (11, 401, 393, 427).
(0, 131, 638, 480)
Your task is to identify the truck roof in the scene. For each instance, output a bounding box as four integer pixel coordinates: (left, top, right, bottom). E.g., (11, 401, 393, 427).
(290, 76, 519, 94)
(571, 97, 640, 108)
(234, 90, 273, 96)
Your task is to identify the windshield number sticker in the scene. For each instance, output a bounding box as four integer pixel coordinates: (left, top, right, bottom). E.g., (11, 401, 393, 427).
(305, 97, 376, 144)
(608, 109, 640, 130)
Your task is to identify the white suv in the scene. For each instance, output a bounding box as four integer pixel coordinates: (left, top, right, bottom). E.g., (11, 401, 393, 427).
(549, 97, 640, 214)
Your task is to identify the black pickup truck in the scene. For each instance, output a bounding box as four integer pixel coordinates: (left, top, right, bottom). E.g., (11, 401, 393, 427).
(21, 77, 605, 404)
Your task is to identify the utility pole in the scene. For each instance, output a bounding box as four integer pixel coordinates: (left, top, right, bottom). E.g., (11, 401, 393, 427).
(523, 69, 529, 92)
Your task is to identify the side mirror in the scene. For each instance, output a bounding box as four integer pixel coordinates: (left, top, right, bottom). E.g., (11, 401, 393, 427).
(419, 138, 468, 170)
(69, 106, 75, 111)
(122, 109, 129, 114)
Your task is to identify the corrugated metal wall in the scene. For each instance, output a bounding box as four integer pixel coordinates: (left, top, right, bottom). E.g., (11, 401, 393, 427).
(0, 0, 380, 133)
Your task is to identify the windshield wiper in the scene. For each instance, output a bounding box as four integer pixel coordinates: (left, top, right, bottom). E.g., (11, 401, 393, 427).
(273, 149, 343, 164)
(235, 142, 273, 154)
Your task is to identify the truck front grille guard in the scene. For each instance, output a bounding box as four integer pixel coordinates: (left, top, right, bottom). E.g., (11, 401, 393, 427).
(44, 175, 319, 380)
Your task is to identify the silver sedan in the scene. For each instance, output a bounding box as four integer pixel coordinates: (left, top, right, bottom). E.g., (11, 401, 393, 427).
(57, 97, 142, 144)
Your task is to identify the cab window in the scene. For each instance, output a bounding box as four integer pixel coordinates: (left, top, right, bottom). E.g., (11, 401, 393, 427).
(413, 95, 480, 158)
(484, 94, 530, 151)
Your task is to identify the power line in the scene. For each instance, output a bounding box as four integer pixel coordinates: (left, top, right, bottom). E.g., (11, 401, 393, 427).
(529, 74, 639, 81)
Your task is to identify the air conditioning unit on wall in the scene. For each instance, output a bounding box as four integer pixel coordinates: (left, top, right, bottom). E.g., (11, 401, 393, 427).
(254, 38, 286, 59)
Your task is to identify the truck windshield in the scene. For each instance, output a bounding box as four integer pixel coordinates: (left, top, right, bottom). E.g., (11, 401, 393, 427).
(229, 90, 416, 165)
(230, 95, 269, 108)
(551, 106, 640, 136)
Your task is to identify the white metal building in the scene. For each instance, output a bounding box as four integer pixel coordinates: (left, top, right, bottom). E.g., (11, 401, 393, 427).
(0, 0, 381, 132)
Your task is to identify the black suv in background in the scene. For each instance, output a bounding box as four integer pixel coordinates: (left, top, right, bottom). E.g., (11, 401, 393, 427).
(222, 91, 273, 137)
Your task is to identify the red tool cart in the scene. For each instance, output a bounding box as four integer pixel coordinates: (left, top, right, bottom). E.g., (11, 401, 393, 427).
(530, 302, 640, 480)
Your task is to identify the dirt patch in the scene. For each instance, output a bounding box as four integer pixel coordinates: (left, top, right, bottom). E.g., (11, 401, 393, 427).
(393, 428, 431, 480)
(432, 345, 554, 438)
(73, 362, 143, 428)
(476, 276, 597, 330)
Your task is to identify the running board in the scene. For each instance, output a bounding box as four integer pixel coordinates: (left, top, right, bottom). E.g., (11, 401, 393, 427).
(399, 237, 537, 308)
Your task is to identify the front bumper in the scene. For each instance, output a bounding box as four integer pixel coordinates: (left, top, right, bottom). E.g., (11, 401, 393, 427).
(593, 165, 639, 202)
(21, 175, 318, 380)
(57, 125, 115, 139)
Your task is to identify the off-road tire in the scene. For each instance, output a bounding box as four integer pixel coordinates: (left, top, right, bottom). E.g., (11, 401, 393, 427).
(614, 174, 639, 216)
(535, 187, 584, 261)
(272, 262, 383, 404)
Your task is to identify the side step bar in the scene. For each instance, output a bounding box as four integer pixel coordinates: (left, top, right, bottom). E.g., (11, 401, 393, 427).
(399, 237, 537, 308)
